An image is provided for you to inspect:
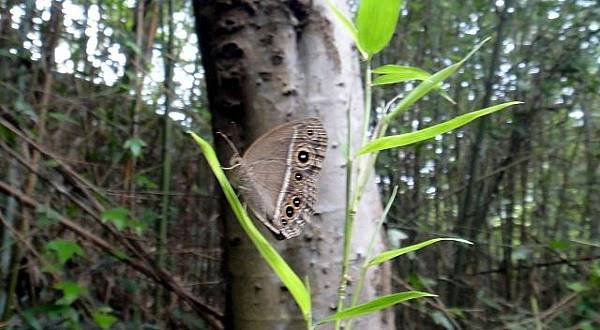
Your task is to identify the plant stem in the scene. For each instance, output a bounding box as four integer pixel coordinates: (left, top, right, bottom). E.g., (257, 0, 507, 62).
(335, 76, 355, 330)
(346, 186, 398, 330)
(360, 61, 372, 147)
(155, 0, 174, 314)
(335, 60, 372, 330)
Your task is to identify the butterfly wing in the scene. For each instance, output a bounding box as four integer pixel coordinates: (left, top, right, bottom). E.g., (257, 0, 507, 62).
(238, 118, 327, 239)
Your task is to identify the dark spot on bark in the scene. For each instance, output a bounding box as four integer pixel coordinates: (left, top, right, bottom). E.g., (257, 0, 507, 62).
(280, 286, 289, 292)
(215, 1, 256, 16)
(286, 0, 311, 21)
(219, 42, 244, 60)
(229, 236, 242, 246)
(221, 76, 242, 89)
(271, 54, 284, 65)
(337, 82, 345, 87)
(283, 88, 297, 96)
(303, 233, 313, 242)
(259, 71, 272, 81)
(218, 96, 242, 113)
(322, 268, 328, 275)
(329, 303, 337, 311)
(254, 283, 262, 291)
(217, 16, 244, 33)
(259, 34, 274, 46)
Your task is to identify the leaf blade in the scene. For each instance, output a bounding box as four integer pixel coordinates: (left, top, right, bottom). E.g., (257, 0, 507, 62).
(372, 65, 431, 76)
(46, 239, 85, 265)
(358, 101, 522, 155)
(326, 0, 366, 58)
(356, 0, 403, 57)
(368, 238, 473, 267)
(384, 37, 491, 122)
(318, 291, 435, 324)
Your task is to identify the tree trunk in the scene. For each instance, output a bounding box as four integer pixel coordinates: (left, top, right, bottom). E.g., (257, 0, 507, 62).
(193, 1, 391, 328)
(449, 0, 512, 305)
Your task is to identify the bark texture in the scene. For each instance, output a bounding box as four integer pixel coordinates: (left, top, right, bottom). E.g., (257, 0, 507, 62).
(193, 0, 392, 328)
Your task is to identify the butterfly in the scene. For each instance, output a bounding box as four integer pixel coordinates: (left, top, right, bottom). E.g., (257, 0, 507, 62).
(225, 118, 328, 239)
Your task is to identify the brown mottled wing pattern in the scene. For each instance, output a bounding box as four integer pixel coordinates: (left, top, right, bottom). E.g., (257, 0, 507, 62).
(236, 118, 327, 239)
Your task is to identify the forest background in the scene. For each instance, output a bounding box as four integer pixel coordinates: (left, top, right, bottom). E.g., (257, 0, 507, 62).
(0, 0, 598, 329)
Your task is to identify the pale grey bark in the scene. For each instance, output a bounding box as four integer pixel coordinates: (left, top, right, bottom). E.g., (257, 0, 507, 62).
(194, 1, 392, 328)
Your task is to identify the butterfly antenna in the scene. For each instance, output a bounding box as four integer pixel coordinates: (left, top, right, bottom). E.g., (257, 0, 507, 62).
(216, 131, 243, 171)
(216, 131, 240, 157)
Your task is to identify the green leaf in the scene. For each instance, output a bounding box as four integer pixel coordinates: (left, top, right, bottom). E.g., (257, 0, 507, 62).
(431, 311, 454, 330)
(16, 99, 36, 120)
(317, 291, 435, 324)
(22, 310, 43, 330)
(188, 132, 312, 320)
(358, 101, 522, 155)
(54, 281, 86, 305)
(373, 73, 430, 86)
(49, 112, 78, 125)
(112, 249, 128, 261)
(549, 239, 571, 251)
(36, 205, 62, 226)
(123, 137, 147, 157)
(101, 207, 129, 231)
(368, 238, 472, 267)
(23, 305, 68, 330)
(135, 174, 158, 189)
(372, 65, 454, 104)
(326, 0, 366, 58)
(356, 0, 403, 57)
(46, 239, 85, 265)
(384, 37, 491, 122)
(92, 308, 118, 330)
(566, 281, 588, 292)
(373, 64, 431, 76)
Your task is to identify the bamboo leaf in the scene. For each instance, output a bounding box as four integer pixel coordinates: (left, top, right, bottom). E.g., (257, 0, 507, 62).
(372, 65, 431, 76)
(384, 37, 491, 122)
(188, 132, 312, 320)
(368, 238, 473, 267)
(372, 73, 431, 86)
(317, 291, 435, 324)
(326, 0, 366, 58)
(358, 101, 522, 155)
(356, 0, 403, 57)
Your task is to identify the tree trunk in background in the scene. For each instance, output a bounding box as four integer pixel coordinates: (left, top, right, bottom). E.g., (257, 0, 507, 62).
(193, 1, 391, 328)
(449, 0, 512, 306)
